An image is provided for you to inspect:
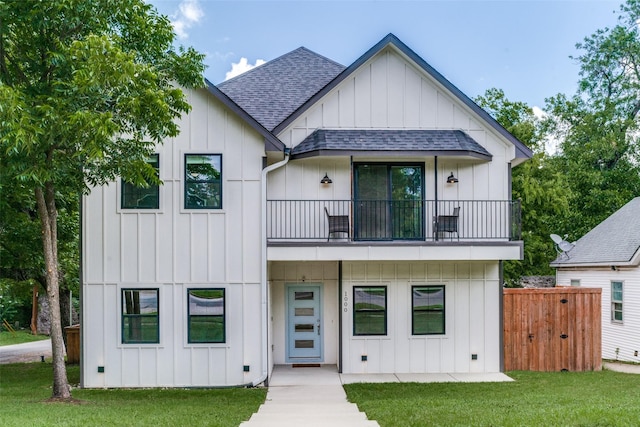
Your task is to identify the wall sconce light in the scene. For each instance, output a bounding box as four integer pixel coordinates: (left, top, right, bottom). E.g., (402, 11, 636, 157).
(320, 173, 332, 184)
(446, 172, 458, 184)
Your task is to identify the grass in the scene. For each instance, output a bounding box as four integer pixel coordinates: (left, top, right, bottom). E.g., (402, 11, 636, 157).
(345, 370, 640, 426)
(0, 330, 50, 346)
(0, 363, 266, 427)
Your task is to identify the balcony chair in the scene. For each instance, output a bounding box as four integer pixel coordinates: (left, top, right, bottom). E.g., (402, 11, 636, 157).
(434, 206, 460, 240)
(324, 206, 349, 241)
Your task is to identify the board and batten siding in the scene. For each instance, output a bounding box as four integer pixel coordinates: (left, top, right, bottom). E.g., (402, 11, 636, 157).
(82, 88, 267, 387)
(272, 47, 511, 202)
(341, 261, 501, 374)
(556, 267, 640, 363)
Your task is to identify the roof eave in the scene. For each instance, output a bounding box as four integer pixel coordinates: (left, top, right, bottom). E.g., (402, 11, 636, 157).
(291, 149, 492, 161)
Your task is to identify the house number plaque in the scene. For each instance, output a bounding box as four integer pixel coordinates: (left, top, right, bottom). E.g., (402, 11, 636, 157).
(343, 291, 349, 312)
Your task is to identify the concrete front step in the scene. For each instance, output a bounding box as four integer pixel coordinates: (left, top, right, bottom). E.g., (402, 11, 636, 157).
(254, 403, 363, 414)
(240, 422, 379, 427)
(249, 412, 367, 425)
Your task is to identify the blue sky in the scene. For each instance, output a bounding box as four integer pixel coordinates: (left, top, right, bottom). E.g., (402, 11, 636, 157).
(149, 0, 621, 110)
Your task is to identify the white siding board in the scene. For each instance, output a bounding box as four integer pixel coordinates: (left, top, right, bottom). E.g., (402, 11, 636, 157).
(139, 215, 157, 282)
(404, 65, 421, 127)
(226, 181, 243, 283)
(387, 54, 405, 127)
(354, 66, 372, 127)
(370, 54, 388, 127)
(121, 215, 139, 282)
(338, 78, 355, 127)
(190, 214, 209, 282)
(209, 214, 226, 282)
(175, 213, 191, 283)
(158, 203, 174, 283)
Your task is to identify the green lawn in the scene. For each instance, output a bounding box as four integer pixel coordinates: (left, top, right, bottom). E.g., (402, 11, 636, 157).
(345, 370, 640, 426)
(0, 330, 49, 346)
(0, 363, 266, 427)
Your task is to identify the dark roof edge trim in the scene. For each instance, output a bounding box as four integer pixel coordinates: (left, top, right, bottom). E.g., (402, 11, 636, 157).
(273, 33, 533, 160)
(204, 79, 285, 152)
(291, 149, 492, 161)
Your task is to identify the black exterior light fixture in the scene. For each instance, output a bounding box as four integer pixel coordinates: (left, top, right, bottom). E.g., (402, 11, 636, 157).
(446, 172, 458, 184)
(320, 173, 333, 184)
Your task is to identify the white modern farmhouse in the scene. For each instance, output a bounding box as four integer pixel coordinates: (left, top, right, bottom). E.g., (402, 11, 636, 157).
(552, 197, 640, 363)
(81, 34, 532, 387)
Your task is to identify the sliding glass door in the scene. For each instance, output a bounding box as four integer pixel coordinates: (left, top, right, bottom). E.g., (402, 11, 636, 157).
(354, 163, 424, 240)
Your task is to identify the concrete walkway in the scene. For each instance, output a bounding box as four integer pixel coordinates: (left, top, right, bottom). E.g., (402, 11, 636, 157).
(240, 365, 514, 426)
(240, 365, 379, 427)
(603, 361, 640, 374)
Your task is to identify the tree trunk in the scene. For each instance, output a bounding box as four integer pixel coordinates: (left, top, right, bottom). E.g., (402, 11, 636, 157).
(35, 184, 71, 399)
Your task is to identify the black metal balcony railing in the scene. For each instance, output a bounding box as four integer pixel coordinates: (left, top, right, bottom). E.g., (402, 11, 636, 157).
(267, 199, 522, 242)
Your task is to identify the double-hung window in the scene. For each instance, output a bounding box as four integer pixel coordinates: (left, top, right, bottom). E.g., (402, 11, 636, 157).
(187, 289, 225, 343)
(412, 285, 445, 335)
(121, 154, 160, 209)
(185, 154, 222, 209)
(353, 286, 387, 335)
(611, 281, 623, 323)
(121, 289, 159, 344)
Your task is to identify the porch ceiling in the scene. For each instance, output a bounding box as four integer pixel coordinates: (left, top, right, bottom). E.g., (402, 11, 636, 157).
(290, 129, 493, 160)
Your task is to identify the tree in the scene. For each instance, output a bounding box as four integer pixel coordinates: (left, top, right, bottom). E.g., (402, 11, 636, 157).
(475, 89, 570, 284)
(0, 0, 204, 399)
(546, 0, 640, 239)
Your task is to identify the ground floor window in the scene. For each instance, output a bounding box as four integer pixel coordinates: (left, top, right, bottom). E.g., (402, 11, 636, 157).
(412, 285, 445, 335)
(122, 289, 159, 344)
(611, 281, 623, 323)
(353, 286, 387, 336)
(188, 289, 225, 343)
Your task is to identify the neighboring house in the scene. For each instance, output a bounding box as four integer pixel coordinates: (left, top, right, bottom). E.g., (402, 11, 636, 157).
(551, 197, 640, 363)
(81, 34, 532, 388)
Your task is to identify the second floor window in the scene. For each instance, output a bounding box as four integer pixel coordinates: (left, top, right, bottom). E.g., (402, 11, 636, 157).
(185, 154, 222, 209)
(121, 154, 159, 209)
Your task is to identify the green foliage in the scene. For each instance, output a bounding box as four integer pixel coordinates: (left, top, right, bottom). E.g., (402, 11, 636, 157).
(544, 0, 640, 239)
(0, 363, 266, 426)
(475, 89, 569, 281)
(0, 0, 205, 398)
(345, 370, 640, 426)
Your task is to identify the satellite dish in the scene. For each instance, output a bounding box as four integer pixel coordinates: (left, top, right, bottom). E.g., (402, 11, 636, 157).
(551, 234, 575, 259)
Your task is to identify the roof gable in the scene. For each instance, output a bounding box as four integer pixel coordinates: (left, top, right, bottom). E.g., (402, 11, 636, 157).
(551, 197, 640, 267)
(217, 47, 346, 131)
(273, 34, 532, 162)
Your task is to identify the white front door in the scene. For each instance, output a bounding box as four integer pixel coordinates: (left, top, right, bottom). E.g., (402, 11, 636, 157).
(286, 285, 323, 363)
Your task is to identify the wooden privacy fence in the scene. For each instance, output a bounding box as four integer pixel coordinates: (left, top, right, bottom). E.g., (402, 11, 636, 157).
(504, 287, 601, 372)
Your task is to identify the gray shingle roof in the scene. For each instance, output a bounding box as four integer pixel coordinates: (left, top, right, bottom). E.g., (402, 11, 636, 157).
(291, 129, 492, 159)
(217, 47, 345, 131)
(550, 197, 640, 267)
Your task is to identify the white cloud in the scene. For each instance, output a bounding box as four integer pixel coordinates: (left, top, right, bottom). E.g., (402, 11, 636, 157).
(225, 57, 266, 80)
(170, 0, 203, 40)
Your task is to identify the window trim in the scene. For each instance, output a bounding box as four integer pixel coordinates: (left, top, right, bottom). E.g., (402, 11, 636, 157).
(187, 288, 226, 344)
(611, 281, 623, 323)
(411, 285, 445, 335)
(121, 288, 160, 344)
(353, 286, 387, 336)
(121, 154, 160, 210)
(184, 153, 223, 210)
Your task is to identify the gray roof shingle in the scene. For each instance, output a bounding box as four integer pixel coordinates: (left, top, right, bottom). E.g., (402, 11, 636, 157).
(551, 197, 640, 266)
(291, 129, 492, 159)
(217, 47, 345, 131)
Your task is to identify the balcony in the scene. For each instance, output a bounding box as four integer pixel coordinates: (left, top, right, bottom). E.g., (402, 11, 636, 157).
(267, 199, 521, 244)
